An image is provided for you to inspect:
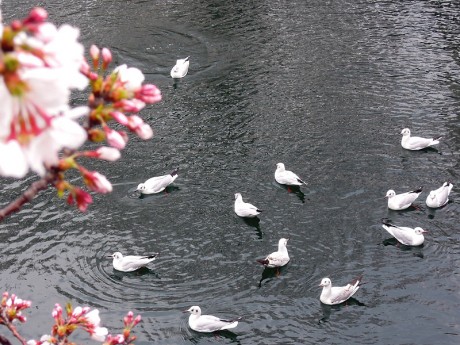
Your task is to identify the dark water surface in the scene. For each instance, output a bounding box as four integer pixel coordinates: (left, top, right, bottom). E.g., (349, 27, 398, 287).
(1, 1, 459, 344)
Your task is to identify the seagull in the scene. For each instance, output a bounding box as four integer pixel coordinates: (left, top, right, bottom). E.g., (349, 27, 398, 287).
(170, 56, 190, 78)
(234, 193, 262, 218)
(400, 128, 442, 150)
(319, 275, 363, 305)
(385, 187, 423, 210)
(109, 252, 158, 272)
(274, 163, 307, 186)
(426, 182, 453, 208)
(183, 306, 241, 333)
(381, 219, 427, 246)
(257, 238, 290, 268)
(137, 168, 178, 194)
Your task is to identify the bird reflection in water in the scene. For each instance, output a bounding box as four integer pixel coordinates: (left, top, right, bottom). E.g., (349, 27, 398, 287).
(318, 297, 366, 324)
(242, 217, 263, 239)
(382, 238, 424, 259)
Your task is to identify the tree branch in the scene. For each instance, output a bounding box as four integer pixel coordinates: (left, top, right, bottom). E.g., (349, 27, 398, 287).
(0, 171, 57, 222)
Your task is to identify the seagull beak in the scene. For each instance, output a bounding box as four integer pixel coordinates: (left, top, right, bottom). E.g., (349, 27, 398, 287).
(107, 255, 113, 258)
(422, 230, 429, 233)
(182, 309, 191, 313)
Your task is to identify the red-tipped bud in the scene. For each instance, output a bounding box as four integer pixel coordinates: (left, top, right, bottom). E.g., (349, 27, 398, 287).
(104, 127, 127, 149)
(136, 84, 162, 104)
(111, 111, 129, 125)
(90, 45, 100, 69)
(24, 7, 48, 24)
(101, 48, 112, 69)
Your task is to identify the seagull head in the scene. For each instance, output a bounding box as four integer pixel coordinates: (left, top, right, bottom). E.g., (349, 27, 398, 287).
(183, 306, 201, 316)
(401, 128, 411, 136)
(137, 183, 146, 191)
(319, 277, 331, 287)
(109, 252, 123, 260)
(385, 190, 396, 198)
(234, 193, 242, 200)
(278, 238, 289, 248)
(427, 191, 436, 200)
(414, 227, 427, 235)
(276, 163, 285, 171)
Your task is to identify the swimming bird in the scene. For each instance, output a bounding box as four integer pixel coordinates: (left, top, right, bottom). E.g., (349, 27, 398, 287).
(274, 163, 307, 186)
(234, 193, 262, 218)
(319, 275, 363, 305)
(170, 56, 190, 78)
(381, 219, 427, 246)
(400, 128, 441, 150)
(385, 187, 423, 210)
(109, 252, 158, 272)
(257, 238, 290, 268)
(426, 181, 453, 208)
(184, 306, 241, 333)
(137, 168, 178, 194)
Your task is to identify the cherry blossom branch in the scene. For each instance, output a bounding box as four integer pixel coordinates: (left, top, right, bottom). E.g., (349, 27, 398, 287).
(0, 171, 57, 222)
(1, 321, 26, 345)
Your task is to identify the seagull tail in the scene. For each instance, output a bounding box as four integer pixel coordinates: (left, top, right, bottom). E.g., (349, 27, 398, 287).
(411, 186, 423, 194)
(256, 209, 263, 213)
(298, 179, 308, 186)
(170, 168, 179, 177)
(145, 253, 159, 259)
(256, 259, 269, 266)
(381, 218, 394, 227)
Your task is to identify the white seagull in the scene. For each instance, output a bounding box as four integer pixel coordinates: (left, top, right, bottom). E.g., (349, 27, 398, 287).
(385, 187, 423, 210)
(274, 163, 307, 186)
(170, 56, 190, 78)
(426, 182, 453, 208)
(109, 252, 158, 272)
(381, 219, 427, 246)
(137, 168, 178, 194)
(400, 128, 441, 150)
(257, 238, 290, 268)
(184, 306, 241, 333)
(234, 193, 262, 218)
(319, 275, 363, 305)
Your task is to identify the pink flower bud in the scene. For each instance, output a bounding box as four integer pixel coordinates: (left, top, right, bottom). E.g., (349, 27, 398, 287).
(101, 48, 112, 69)
(115, 99, 145, 113)
(24, 7, 48, 24)
(74, 188, 93, 212)
(136, 84, 162, 104)
(104, 127, 127, 149)
(111, 111, 129, 125)
(90, 45, 100, 69)
(83, 171, 113, 194)
(134, 123, 153, 140)
(52, 304, 62, 319)
(133, 314, 142, 326)
(95, 147, 121, 161)
(127, 115, 144, 130)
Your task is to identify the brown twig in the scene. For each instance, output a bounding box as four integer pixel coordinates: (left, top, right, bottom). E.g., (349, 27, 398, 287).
(0, 171, 57, 222)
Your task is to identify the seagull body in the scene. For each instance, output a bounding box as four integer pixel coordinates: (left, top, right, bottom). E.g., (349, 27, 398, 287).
(109, 252, 158, 272)
(319, 275, 363, 305)
(170, 56, 190, 78)
(386, 187, 423, 210)
(234, 193, 262, 218)
(274, 163, 307, 186)
(257, 238, 290, 268)
(400, 128, 441, 150)
(381, 219, 427, 246)
(137, 168, 178, 194)
(426, 182, 453, 208)
(184, 306, 241, 333)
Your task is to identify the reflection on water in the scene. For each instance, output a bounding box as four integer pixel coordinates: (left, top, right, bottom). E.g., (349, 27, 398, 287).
(1, 0, 460, 344)
(318, 297, 367, 324)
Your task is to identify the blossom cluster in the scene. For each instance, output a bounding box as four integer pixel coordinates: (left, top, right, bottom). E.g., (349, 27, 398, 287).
(24, 302, 141, 345)
(0, 7, 161, 213)
(0, 292, 32, 324)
